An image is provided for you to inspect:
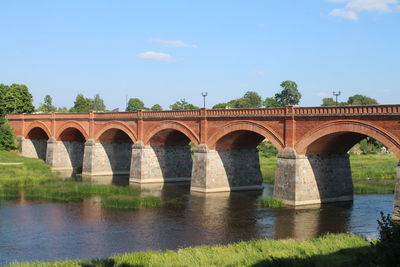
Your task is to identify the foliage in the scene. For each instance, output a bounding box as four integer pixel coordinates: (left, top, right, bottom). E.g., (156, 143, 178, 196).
(0, 83, 35, 115)
(257, 141, 278, 157)
(321, 97, 347, 107)
(321, 94, 379, 107)
(56, 107, 69, 113)
(0, 118, 18, 151)
(212, 102, 228, 109)
(70, 94, 93, 113)
(348, 94, 379, 106)
(150, 104, 163, 111)
(92, 94, 106, 111)
(259, 196, 283, 208)
(126, 98, 145, 111)
(374, 212, 400, 266)
(353, 180, 395, 194)
(225, 91, 263, 108)
(263, 97, 280, 108)
(274, 80, 302, 106)
(37, 95, 56, 113)
(170, 99, 199, 110)
(8, 234, 372, 267)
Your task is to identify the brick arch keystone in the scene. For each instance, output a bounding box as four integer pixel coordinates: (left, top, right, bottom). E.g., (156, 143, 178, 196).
(207, 120, 284, 150)
(295, 120, 400, 158)
(94, 121, 137, 143)
(24, 121, 52, 139)
(143, 121, 200, 146)
(56, 120, 89, 141)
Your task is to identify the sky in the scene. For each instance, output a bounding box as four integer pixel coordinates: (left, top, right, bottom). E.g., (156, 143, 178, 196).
(0, 0, 399, 110)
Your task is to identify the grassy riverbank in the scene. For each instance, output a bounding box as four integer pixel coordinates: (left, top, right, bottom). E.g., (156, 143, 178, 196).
(260, 153, 398, 194)
(0, 151, 162, 209)
(7, 233, 375, 267)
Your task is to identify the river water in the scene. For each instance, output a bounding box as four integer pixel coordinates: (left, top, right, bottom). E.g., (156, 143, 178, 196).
(0, 183, 393, 265)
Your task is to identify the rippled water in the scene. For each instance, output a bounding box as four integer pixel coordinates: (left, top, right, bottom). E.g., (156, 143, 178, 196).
(0, 183, 394, 265)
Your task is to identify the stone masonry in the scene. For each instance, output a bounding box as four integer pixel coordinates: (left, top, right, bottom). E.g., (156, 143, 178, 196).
(19, 137, 47, 160)
(46, 137, 85, 175)
(274, 148, 353, 205)
(393, 161, 400, 220)
(82, 139, 132, 178)
(129, 142, 192, 183)
(191, 145, 263, 192)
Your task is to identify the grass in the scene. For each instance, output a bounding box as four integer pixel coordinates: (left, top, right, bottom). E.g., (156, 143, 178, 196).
(0, 151, 161, 209)
(7, 233, 373, 267)
(259, 196, 283, 208)
(260, 153, 398, 194)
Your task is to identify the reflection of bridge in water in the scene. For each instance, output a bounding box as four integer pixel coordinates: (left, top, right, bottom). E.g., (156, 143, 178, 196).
(7, 105, 400, 218)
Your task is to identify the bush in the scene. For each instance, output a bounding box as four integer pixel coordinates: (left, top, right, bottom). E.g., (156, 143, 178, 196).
(375, 212, 400, 266)
(257, 141, 278, 157)
(0, 118, 18, 151)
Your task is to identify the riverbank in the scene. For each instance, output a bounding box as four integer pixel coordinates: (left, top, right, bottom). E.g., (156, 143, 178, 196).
(6, 233, 375, 266)
(0, 151, 162, 209)
(260, 153, 398, 194)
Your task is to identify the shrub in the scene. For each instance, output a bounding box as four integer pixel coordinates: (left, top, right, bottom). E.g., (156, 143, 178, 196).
(375, 212, 400, 266)
(0, 118, 18, 151)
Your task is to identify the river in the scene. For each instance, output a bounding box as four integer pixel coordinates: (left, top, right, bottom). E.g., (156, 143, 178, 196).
(0, 183, 393, 265)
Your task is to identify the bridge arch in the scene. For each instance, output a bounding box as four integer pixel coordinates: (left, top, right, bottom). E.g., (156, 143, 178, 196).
(94, 121, 137, 143)
(24, 121, 51, 139)
(144, 121, 200, 146)
(295, 120, 400, 158)
(56, 121, 89, 141)
(208, 121, 284, 150)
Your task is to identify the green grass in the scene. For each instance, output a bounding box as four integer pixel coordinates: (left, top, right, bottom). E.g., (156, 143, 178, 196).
(0, 151, 161, 208)
(259, 196, 283, 208)
(260, 153, 398, 194)
(7, 233, 373, 267)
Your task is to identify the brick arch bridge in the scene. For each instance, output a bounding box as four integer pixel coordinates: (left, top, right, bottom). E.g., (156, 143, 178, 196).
(8, 105, 400, 218)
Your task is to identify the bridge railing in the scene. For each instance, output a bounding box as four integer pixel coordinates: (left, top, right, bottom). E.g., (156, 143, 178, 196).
(6, 104, 400, 121)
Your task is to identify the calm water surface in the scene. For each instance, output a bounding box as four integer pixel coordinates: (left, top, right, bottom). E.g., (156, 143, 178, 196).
(0, 183, 394, 265)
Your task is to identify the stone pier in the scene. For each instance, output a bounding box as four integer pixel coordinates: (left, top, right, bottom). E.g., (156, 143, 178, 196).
(129, 142, 192, 183)
(393, 161, 400, 220)
(82, 139, 132, 178)
(18, 136, 47, 160)
(190, 145, 263, 193)
(273, 148, 353, 205)
(46, 137, 85, 175)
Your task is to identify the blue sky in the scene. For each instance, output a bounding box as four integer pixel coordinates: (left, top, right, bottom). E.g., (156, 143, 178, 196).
(1, 0, 399, 110)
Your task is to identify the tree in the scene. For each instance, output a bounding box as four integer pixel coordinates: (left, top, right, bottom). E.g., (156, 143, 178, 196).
(37, 95, 56, 113)
(0, 118, 18, 151)
(150, 104, 163, 111)
(70, 94, 93, 113)
(263, 97, 280, 108)
(170, 99, 199, 110)
(212, 103, 228, 109)
(0, 83, 34, 115)
(274, 80, 302, 106)
(92, 94, 106, 111)
(126, 98, 145, 111)
(241, 91, 262, 108)
(347, 94, 378, 106)
(57, 107, 69, 113)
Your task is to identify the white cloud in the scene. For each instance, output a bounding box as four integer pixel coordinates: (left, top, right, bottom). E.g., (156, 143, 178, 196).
(328, 0, 399, 20)
(317, 92, 331, 98)
(152, 39, 197, 48)
(249, 71, 266, 77)
(137, 51, 174, 62)
(330, 8, 359, 20)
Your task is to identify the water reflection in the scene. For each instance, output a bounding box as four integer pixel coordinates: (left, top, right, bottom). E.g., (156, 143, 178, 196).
(0, 183, 394, 265)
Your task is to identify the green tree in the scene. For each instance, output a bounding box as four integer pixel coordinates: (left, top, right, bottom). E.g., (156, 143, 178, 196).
(241, 91, 262, 108)
(347, 94, 379, 106)
(212, 103, 228, 109)
(70, 94, 93, 113)
(92, 94, 106, 111)
(57, 107, 69, 113)
(150, 104, 163, 111)
(263, 97, 280, 108)
(0, 118, 18, 151)
(274, 80, 302, 106)
(170, 99, 199, 110)
(0, 84, 35, 115)
(126, 98, 145, 111)
(37, 95, 56, 113)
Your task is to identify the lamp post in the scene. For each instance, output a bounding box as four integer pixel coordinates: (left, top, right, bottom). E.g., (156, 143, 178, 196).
(201, 92, 208, 108)
(332, 90, 341, 106)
